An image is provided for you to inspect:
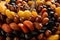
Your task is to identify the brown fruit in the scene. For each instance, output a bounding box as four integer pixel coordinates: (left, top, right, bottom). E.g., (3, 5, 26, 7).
(34, 22, 43, 30)
(37, 33, 44, 40)
(2, 24, 12, 33)
(6, 37, 12, 40)
(23, 20, 34, 31)
(18, 23, 29, 33)
(41, 8, 47, 13)
(14, 37, 20, 40)
(30, 37, 36, 40)
(35, 15, 42, 22)
(42, 17, 49, 25)
(45, 30, 51, 37)
(42, 12, 48, 18)
(9, 23, 20, 31)
(0, 24, 1, 28)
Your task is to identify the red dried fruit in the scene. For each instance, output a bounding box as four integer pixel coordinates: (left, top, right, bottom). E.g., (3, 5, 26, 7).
(41, 8, 47, 13)
(37, 33, 44, 40)
(42, 12, 48, 18)
(18, 23, 29, 33)
(35, 15, 42, 22)
(23, 20, 34, 31)
(9, 23, 20, 31)
(42, 17, 49, 25)
(2, 24, 12, 33)
(34, 22, 43, 30)
(45, 30, 52, 37)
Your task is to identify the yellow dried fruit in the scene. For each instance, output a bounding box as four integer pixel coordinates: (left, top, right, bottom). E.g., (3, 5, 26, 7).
(6, 0, 10, 3)
(0, 5, 7, 15)
(28, 1, 34, 6)
(48, 34, 59, 40)
(45, 1, 52, 6)
(32, 11, 38, 17)
(5, 9, 13, 19)
(18, 10, 24, 18)
(10, 11, 16, 17)
(24, 10, 32, 19)
(55, 7, 60, 17)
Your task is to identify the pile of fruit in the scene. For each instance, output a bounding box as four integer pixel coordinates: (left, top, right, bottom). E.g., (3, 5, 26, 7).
(0, 0, 60, 40)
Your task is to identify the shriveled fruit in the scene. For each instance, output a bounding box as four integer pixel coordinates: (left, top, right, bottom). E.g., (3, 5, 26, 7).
(23, 20, 34, 31)
(9, 23, 20, 30)
(18, 23, 29, 33)
(2, 24, 12, 33)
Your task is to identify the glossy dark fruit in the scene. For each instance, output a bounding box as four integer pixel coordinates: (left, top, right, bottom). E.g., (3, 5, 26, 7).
(30, 37, 36, 40)
(49, 11, 54, 17)
(31, 31, 38, 36)
(2, 24, 12, 33)
(20, 33, 25, 38)
(0, 24, 1, 28)
(47, 7, 53, 11)
(23, 20, 34, 31)
(0, 36, 5, 40)
(39, 29, 45, 33)
(9, 23, 20, 31)
(1, 30, 6, 36)
(25, 34, 30, 40)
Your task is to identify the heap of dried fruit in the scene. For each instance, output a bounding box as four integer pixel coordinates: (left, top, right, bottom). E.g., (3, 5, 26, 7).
(0, 0, 60, 40)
